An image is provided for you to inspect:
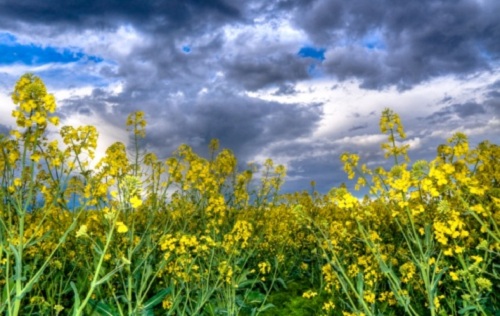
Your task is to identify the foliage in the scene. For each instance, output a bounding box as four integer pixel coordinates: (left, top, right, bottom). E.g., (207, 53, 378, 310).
(0, 74, 499, 315)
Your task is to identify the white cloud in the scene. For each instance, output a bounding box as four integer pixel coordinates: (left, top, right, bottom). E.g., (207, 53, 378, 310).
(399, 137, 422, 151)
(11, 24, 146, 61)
(249, 65, 500, 144)
(430, 117, 500, 139)
(222, 16, 307, 56)
(334, 134, 386, 146)
(0, 63, 55, 76)
(52, 86, 94, 101)
(0, 93, 16, 129)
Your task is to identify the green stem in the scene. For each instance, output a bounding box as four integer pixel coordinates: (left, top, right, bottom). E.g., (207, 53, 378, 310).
(74, 218, 116, 315)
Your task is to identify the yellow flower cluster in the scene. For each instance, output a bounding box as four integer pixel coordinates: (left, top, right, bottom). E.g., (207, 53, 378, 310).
(223, 220, 253, 254)
(11, 73, 58, 131)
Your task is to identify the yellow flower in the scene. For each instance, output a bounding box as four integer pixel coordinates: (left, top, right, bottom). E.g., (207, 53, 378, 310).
(34, 112, 46, 125)
(54, 304, 64, 314)
(434, 295, 445, 309)
(129, 195, 142, 208)
(363, 291, 376, 304)
(302, 290, 318, 299)
(258, 261, 271, 274)
(31, 152, 41, 162)
(454, 245, 464, 254)
(444, 248, 454, 256)
(126, 111, 147, 137)
(471, 204, 486, 216)
(162, 297, 173, 310)
(49, 116, 60, 126)
(471, 255, 483, 264)
(116, 221, 129, 233)
(400, 262, 416, 283)
(323, 300, 335, 312)
(476, 277, 492, 292)
(10, 130, 22, 139)
(442, 163, 455, 174)
(76, 225, 88, 238)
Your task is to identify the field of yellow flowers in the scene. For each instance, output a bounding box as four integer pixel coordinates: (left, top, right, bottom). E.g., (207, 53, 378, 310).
(0, 73, 499, 315)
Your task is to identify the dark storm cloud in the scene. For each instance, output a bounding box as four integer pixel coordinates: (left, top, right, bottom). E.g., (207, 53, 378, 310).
(0, 124, 10, 136)
(453, 102, 487, 118)
(0, 0, 241, 34)
(60, 86, 323, 163)
(4, 0, 498, 93)
(349, 124, 368, 132)
(154, 93, 323, 169)
(423, 102, 486, 124)
(223, 53, 310, 91)
(264, 131, 400, 193)
(188, 97, 322, 155)
(287, 155, 340, 193)
(292, 0, 500, 89)
(487, 90, 500, 98)
(440, 96, 453, 104)
(484, 81, 500, 115)
(1, 0, 304, 95)
(255, 139, 342, 193)
(487, 80, 500, 99)
(2, 0, 499, 195)
(489, 80, 500, 90)
(273, 83, 298, 96)
(115, 40, 222, 94)
(484, 97, 500, 115)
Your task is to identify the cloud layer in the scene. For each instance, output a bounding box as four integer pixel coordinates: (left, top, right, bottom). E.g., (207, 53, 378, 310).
(0, 0, 499, 193)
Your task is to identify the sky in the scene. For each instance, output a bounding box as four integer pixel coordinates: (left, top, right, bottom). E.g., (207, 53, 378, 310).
(0, 0, 499, 194)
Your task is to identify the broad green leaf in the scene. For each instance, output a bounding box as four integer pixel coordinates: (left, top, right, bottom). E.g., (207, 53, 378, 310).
(142, 287, 172, 311)
(89, 300, 117, 316)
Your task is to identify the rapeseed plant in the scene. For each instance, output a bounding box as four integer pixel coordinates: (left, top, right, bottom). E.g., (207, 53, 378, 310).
(0, 74, 498, 315)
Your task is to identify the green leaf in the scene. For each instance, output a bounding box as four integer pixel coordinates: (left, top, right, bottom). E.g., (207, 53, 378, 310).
(356, 272, 364, 297)
(257, 303, 275, 313)
(246, 291, 266, 304)
(273, 277, 287, 290)
(93, 244, 103, 257)
(95, 265, 123, 286)
(140, 309, 156, 316)
(70, 282, 81, 311)
(141, 287, 172, 311)
(203, 301, 217, 316)
(1, 278, 15, 306)
(89, 300, 117, 316)
(458, 305, 478, 314)
(238, 279, 258, 288)
(8, 245, 21, 266)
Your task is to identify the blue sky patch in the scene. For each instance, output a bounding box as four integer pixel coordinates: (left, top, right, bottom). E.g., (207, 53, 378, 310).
(306, 63, 324, 78)
(0, 32, 102, 65)
(0, 33, 17, 45)
(36, 67, 110, 90)
(298, 46, 326, 61)
(362, 32, 386, 50)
